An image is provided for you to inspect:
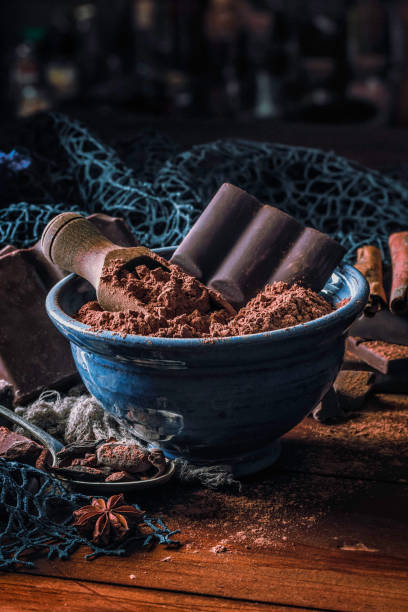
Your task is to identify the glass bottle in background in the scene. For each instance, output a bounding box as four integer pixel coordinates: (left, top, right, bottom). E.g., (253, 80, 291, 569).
(9, 27, 51, 117)
(44, 8, 78, 101)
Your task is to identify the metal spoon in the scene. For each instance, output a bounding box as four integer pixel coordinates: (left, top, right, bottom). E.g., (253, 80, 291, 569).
(0, 404, 175, 493)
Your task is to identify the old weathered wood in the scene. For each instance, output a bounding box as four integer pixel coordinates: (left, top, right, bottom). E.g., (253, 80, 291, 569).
(0, 573, 294, 612)
(20, 535, 408, 611)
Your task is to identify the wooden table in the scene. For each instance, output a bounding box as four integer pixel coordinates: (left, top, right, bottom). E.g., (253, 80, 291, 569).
(1, 118, 407, 611)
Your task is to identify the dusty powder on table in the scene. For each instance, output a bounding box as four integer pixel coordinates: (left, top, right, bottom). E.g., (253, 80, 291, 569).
(362, 340, 408, 360)
(76, 259, 333, 338)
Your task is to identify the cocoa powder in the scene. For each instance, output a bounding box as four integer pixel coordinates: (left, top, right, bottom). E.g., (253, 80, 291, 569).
(76, 260, 333, 338)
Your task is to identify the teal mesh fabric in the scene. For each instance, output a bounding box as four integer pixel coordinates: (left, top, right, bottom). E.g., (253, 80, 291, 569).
(0, 458, 179, 570)
(0, 112, 407, 261)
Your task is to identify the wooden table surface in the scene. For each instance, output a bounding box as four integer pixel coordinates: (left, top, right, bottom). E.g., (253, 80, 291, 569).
(1, 118, 407, 611)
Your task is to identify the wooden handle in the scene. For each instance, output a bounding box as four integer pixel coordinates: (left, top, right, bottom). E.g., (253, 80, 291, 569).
(41, 212, 116, 289)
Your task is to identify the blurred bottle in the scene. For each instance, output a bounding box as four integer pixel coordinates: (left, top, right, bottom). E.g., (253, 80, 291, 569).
(9, 27, 51, 117)
(44, 8, 78, 101)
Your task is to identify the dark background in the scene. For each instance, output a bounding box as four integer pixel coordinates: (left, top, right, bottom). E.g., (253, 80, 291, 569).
(0, 0, 408, 126)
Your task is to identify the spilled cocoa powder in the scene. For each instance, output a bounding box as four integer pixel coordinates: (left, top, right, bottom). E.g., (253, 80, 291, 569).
(76, 258, 333, 338)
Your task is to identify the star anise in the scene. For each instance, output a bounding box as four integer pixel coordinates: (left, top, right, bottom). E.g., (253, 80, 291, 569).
(72, 494, 144, 546)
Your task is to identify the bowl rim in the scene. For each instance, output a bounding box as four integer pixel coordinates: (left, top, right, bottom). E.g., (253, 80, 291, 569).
(46, 260, 369, 349)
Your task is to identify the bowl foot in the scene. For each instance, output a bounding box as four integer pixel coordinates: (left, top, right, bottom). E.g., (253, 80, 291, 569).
(161, 439, 281, 478)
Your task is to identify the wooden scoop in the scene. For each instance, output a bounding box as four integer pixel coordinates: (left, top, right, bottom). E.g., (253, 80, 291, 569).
(41, 212, 168, 312)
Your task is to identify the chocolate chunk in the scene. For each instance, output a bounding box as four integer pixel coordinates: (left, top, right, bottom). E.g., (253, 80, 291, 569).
(0, 249, 79, 404)
(334, 370, 374, 411)
(35, 447, 52, 471)
(0, 426, 43, 465)
(171, 183, 345, 308)
(349, 309, 408, 347)
(312, 387, 345, 423)
(105, 470, 135, 482)
(346, 337, 408, 375)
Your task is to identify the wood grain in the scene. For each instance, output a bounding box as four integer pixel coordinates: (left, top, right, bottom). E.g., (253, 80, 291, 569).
(0, 572, 305, 612)
(20, 544, 408, 612)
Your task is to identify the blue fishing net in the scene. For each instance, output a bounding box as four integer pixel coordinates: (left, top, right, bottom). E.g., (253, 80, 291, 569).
(0, 112, 407, 261)
(0, 458, 179, 570)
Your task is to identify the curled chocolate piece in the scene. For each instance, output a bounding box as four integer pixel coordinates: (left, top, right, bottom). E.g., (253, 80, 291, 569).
(171, 183, 261, 280)
(389, 232, 408, 315)
(354, 245, 387, 316)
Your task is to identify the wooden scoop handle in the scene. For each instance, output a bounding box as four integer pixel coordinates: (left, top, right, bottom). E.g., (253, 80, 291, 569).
(41, 212, 154, 290)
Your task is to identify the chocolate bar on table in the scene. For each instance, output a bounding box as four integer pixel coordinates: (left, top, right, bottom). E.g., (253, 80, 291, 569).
(349, 309, 408, 347)
(0, 213, 137, 405)
(345, 337, 408, 376)
(171, 183, 345, 308)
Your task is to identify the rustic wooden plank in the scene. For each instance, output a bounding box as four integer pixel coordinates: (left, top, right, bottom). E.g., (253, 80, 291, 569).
(20, 542, 408, 612)
(0, 572, 304, 612)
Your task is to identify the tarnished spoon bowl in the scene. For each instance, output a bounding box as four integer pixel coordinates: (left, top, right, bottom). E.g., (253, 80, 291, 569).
(0, 404, 175, 494)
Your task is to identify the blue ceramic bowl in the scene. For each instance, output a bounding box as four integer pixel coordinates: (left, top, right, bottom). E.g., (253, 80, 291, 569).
(46, 247, 368, 475)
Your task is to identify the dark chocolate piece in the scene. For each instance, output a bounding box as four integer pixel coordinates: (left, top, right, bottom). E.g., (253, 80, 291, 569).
(0, 426, 43, 465)
(354, 245, 387, 315)
(105, 470, 134, 482)
(389, 232, 408, 314)
(209, 205, 302, 306)
(172, 183, 345, 308)
(312, 387, 345, 423)
(346, 337, 408, 375)
(171, 183, 261, 280)
(349, 309, 408, 347)
(0, 250, 79, 404)
(269, 227, 345, 293)
(334, 370, 374, 411)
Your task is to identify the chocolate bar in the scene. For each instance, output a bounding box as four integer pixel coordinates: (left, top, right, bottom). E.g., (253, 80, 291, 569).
(0, 214, 138, 404)
(354, 245, 387, 315)
(208, 204, 302, 306)
(349, 309, 408, 347)
(0, 249, 79, 404)
(346, 337, 408, 376)
(389, 232, 408, 314)
(172, 183, 345, 307)
(171, 184, 261, 280)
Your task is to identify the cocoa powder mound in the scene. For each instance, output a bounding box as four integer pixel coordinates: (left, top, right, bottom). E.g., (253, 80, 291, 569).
(75, 260, 333, 338)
